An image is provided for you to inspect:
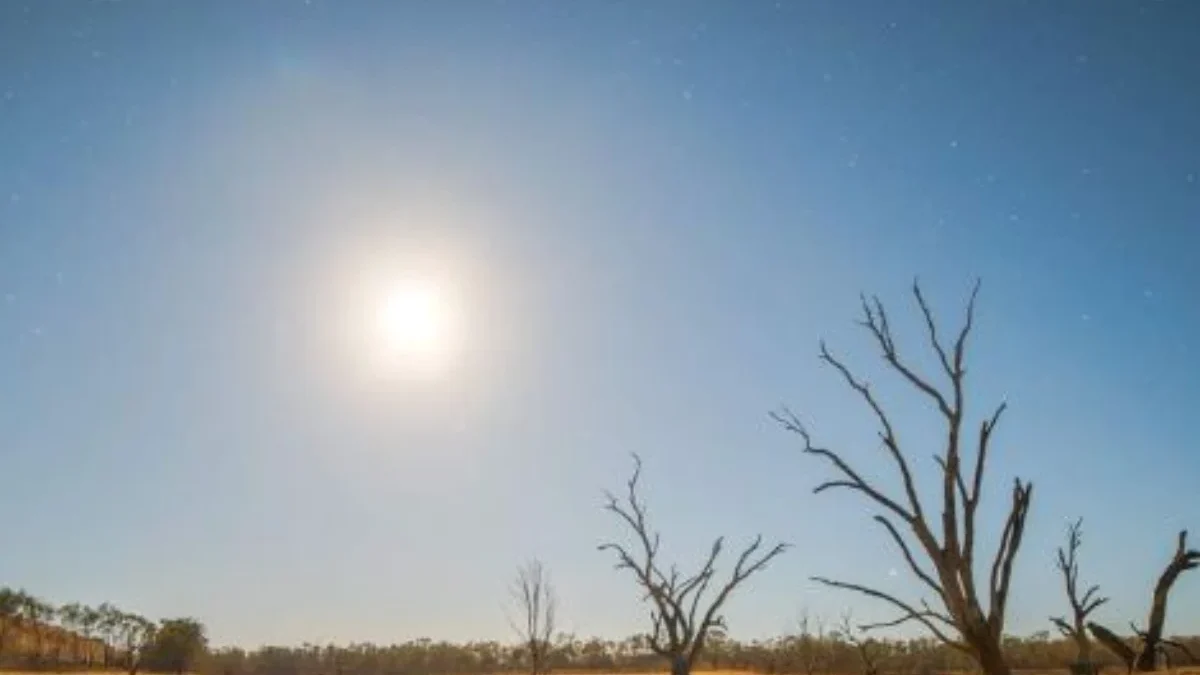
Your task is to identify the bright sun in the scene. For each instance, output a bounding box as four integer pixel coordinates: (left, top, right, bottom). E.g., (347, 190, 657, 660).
(374, 281, 455, 372)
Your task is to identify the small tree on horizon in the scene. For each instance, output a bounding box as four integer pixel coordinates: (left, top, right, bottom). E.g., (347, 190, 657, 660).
(598, 453, 787, 675)
(506, 559, 557, 675)
(1051, 518, 1107, 674)
(835, 611, 887, 675)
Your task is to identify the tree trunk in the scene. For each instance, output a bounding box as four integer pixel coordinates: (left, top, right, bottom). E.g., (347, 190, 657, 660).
(974, 640, 1012, 675)
(670, 653, 690, 675)
(1134, 586, 1172, 672)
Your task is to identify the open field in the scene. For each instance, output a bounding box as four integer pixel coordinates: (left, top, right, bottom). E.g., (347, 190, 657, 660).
(7, 670, 1200, 675)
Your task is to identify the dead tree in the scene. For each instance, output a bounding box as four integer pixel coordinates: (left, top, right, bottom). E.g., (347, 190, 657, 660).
(1130, 623, 1198, 670)
(598, 453, 787, 675)
(794, 609, 828, 675)
(507, 559, 556, 675)
(837, 611, 886, 675)
(1090, 530, 1199, 672)
(1132, 531, 1199, 671)
(1051, 518, 1108, 673)
(1088, 622, 1135, 673)
(773, 280, 1033, 675)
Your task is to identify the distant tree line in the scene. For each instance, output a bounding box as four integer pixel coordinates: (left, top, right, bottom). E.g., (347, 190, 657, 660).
(5, 579, 1198, 675)
(201, 629, 1200, 675)
(0, 587, 206, 674)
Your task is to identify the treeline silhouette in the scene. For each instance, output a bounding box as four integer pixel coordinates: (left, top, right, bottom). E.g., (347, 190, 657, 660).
(3, 582, 1199, 675)
(0, 587, 205, 674)
(203, 630, 1200, 675)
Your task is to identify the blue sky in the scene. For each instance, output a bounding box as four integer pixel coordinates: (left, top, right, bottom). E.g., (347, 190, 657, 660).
(2, 0, 1198, 648)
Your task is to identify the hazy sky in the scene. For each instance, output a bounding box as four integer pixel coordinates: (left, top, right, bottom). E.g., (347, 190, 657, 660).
(2, 0, 1199, 649)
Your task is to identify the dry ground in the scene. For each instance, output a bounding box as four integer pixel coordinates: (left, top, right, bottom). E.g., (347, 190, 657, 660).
(2, 670, 1197, 675)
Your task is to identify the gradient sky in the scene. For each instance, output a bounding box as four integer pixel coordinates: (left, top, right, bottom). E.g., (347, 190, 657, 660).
(2, 0, 1199, 649)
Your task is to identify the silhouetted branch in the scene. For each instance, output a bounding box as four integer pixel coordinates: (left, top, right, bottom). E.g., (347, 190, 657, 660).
(777, 279, 1032, 675)
(600, 454, 787, 671)
(811, 577, 965, 652)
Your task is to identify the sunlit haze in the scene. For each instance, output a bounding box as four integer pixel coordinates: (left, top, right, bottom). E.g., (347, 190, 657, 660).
(373, 280, 457, 375)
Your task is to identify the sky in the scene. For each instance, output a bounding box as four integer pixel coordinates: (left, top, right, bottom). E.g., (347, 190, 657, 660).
(1, 0, 1199, 650)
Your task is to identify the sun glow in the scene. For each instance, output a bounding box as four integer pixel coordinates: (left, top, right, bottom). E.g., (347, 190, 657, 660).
(372, 280, 458, 376)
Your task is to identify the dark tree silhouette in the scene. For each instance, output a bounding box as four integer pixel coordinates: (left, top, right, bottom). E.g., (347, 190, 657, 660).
(1129, 622, 1198, 670)
(1092, 530, 1199, 671)
(1051, 518, 1108, 673)
(598, 453, 787, 675)
(774, 280, 1033, 675)
(507, 560, 556, 675)
(1133, 531, 1199, 671)
(143, 617, 207, 675)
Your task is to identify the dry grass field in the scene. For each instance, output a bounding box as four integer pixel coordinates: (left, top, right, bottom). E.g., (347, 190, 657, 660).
(2, 666, 1199, 675)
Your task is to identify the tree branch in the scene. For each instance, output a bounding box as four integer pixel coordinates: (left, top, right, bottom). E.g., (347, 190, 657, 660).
(772, 409, 914, 523)
(858, 293, 952, 419)
(872, 515, 945, 602)
(601, 454, 787, 668)
(988, 479, 1033, 633)
(817, 342, 925, 520)
(811, 577, 965, 652)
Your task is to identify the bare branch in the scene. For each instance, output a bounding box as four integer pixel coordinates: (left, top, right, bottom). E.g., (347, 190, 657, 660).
(1133, 530, 1200, 670)
(952, 280, 982, 374)
(811, 577, 965, 652)
(911, 279, 955, 381)
(600, 455, 786, 670)
(1053, 516, 1108, 661)
(783, 280, 1033, 675)
(818, 342, 925, 520)
(858, 292, 952, 418)
(1090, 622, 1136, 673)
(964, 402, 1006, 563)
(772, 408, 914, 522)
(1161, 638, 1199, 665)
(507, 560, 557, 675)
(872, 515, 945, 602)
(987, 479, 1033, 633)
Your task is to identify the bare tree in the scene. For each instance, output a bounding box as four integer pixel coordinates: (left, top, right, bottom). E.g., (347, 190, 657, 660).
(1129, 622, 1198, 670)
(507, 560, 556, 675)
(773, 280, 1033, 675)
(1051, 518, 1108, 673)
(1091, 530, 1199, 672)
(795, 609, 828, 675)
(598, 453, 787, 675)
(1132, 530, 1199, 671)
(836, 611, 886, 675)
